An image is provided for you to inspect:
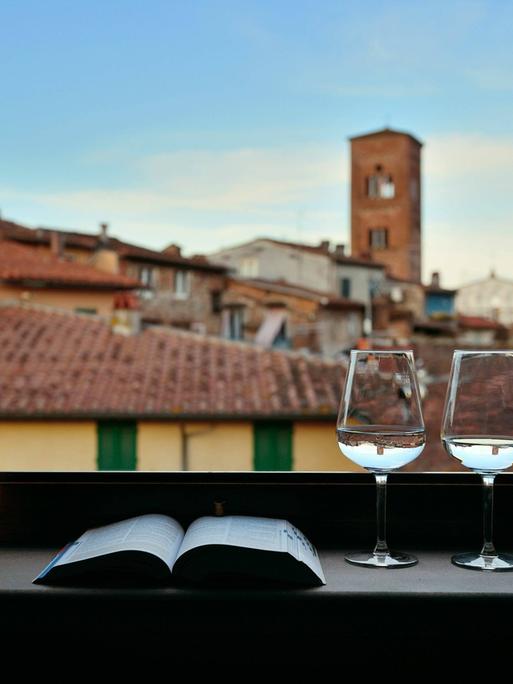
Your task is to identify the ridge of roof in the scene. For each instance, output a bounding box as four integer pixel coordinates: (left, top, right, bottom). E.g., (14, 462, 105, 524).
(0, 239, 140, 289)
(0, 219, 227, 273)
(349, 127, 423, 146)
(231, 276, 364, 309)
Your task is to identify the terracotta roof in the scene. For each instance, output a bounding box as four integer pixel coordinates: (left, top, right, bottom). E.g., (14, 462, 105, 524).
(110, 238, 226, 272)
(387, 274, 423, 286)
(349, 127, 423, 147)
(332, 254, 384, 269)
(0, 219, 227, 273)
(0, 306, 345, 418)
(231, 277, 364, 310)
(264, 238, 383, 268)
(262, 238, 331, 255)
(213, 237, 383, 269)
(458, 315, 504, 330)
(0, 240, 140, 289)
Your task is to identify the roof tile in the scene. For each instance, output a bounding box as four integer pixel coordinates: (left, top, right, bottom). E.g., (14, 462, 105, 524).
(0, 306, 345, 418)
(0, 240, 140, 289)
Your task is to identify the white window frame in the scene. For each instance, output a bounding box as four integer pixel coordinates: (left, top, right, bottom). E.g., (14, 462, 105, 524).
(174, 270, 190, 300)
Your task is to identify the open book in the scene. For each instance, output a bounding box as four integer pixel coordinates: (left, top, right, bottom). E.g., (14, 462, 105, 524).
(34, 514, 326, 587)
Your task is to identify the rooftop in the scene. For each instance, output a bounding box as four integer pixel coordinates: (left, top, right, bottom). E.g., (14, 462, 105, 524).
(230, 276, 365, 310)
(0, 219, 227, 273)
(349, 126, 423, 147)
(213, 237, 384, 269)
(0, 306, 345, 418)
(458, 315, 505, 330)
(0, 240, 140, 290)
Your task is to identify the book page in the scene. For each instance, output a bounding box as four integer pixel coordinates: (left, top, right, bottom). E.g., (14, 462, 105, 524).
(283, 521, 326, 584)
(176, 515, 325, 583)
(53, 514, 185, 571)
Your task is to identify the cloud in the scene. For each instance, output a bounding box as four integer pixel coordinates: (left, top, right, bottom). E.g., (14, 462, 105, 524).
(141, 146, 347, 209)
(6, 131, 513, 287)
(425, 133, 513, 178)
(20, 145, 347, 216)
(423, 132, 513, 286)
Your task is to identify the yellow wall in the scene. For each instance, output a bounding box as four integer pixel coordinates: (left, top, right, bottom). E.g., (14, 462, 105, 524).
(0, 284, 116, 316)
(137, 422, 252, 471)
(293, 422, 364, 472)
(0, 419, 360, 472)
(0, 421, 96, 470)
(137, 423, 182, 470)
(187, 422, 253, 470)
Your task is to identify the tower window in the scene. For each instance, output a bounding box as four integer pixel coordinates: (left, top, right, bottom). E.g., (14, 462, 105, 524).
(369, 228, 389, 250)
(366, 171, 395, 199)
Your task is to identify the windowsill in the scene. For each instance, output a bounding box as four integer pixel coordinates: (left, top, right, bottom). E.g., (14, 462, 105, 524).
(172, 293, 189, 300)
(12, 547, 513, 599)
(1, 472, 513, 660)
(3, 546, 513, 662)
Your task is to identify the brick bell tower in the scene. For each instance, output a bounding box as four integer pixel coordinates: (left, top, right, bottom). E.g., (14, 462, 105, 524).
(350, 128, 422, 282)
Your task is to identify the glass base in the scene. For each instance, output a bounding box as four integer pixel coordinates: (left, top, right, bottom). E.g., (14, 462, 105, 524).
(345, 551, 418, 568)
(452, 552, 513, 571)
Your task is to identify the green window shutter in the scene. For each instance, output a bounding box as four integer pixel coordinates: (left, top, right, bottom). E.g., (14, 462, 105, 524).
(253, 421, 292, 471)
(97, 421, 137, 470)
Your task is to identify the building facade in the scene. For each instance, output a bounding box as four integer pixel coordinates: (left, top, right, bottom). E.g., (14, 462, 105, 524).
(0, 238, 140, 316)
(424, 272, 456, 318)
(350, 128, 422, 283)
(456, 271, 513, 326)
(210, 238, 334, 292)
(222, 277, 364, 355)
(0, 219, 228, 334)
(210, 238, 385, 327)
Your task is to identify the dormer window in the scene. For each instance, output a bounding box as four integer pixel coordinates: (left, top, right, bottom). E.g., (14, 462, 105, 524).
(366, 165, 395, 199)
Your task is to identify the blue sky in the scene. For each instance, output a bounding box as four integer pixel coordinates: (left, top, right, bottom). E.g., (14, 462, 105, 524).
(2, 0, 513, 286)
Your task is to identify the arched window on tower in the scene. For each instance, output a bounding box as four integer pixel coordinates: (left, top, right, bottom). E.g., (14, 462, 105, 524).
(366, 165, 395, 199)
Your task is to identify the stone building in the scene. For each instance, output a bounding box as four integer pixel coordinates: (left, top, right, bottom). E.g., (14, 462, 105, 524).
(210, 237, 385, 331)
(0, 218, 227, 334)
(350, 127, 422, 283)
(222, 277, 364, 356)
(0, 237, 140, 316)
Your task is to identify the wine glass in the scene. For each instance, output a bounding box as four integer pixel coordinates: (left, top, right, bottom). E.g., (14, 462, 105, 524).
(337, 350, 426, 568)
(441, 350, 513, 571)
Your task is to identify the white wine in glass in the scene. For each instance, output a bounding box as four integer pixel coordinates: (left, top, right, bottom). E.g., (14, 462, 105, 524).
(337, 350, 426, 568)
(441, 350, 513, 571)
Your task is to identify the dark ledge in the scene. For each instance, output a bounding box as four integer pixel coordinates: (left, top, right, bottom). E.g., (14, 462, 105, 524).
(0, 472, 512, 663)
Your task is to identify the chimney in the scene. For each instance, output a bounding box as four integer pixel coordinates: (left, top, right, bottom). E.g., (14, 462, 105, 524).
(163, 243, 182, 257)
(334, 243, 345, 258)
(92, 222, 119, 274)
(50, 231, 62, 258)
(99, 222, 109, 245)
(431, 271, 440, 288)
(318, 240, 330, 253)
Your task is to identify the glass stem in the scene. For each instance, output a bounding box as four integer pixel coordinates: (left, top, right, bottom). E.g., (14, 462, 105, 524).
(373, 473, 389, 557)
(480, 474, 497, 558)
